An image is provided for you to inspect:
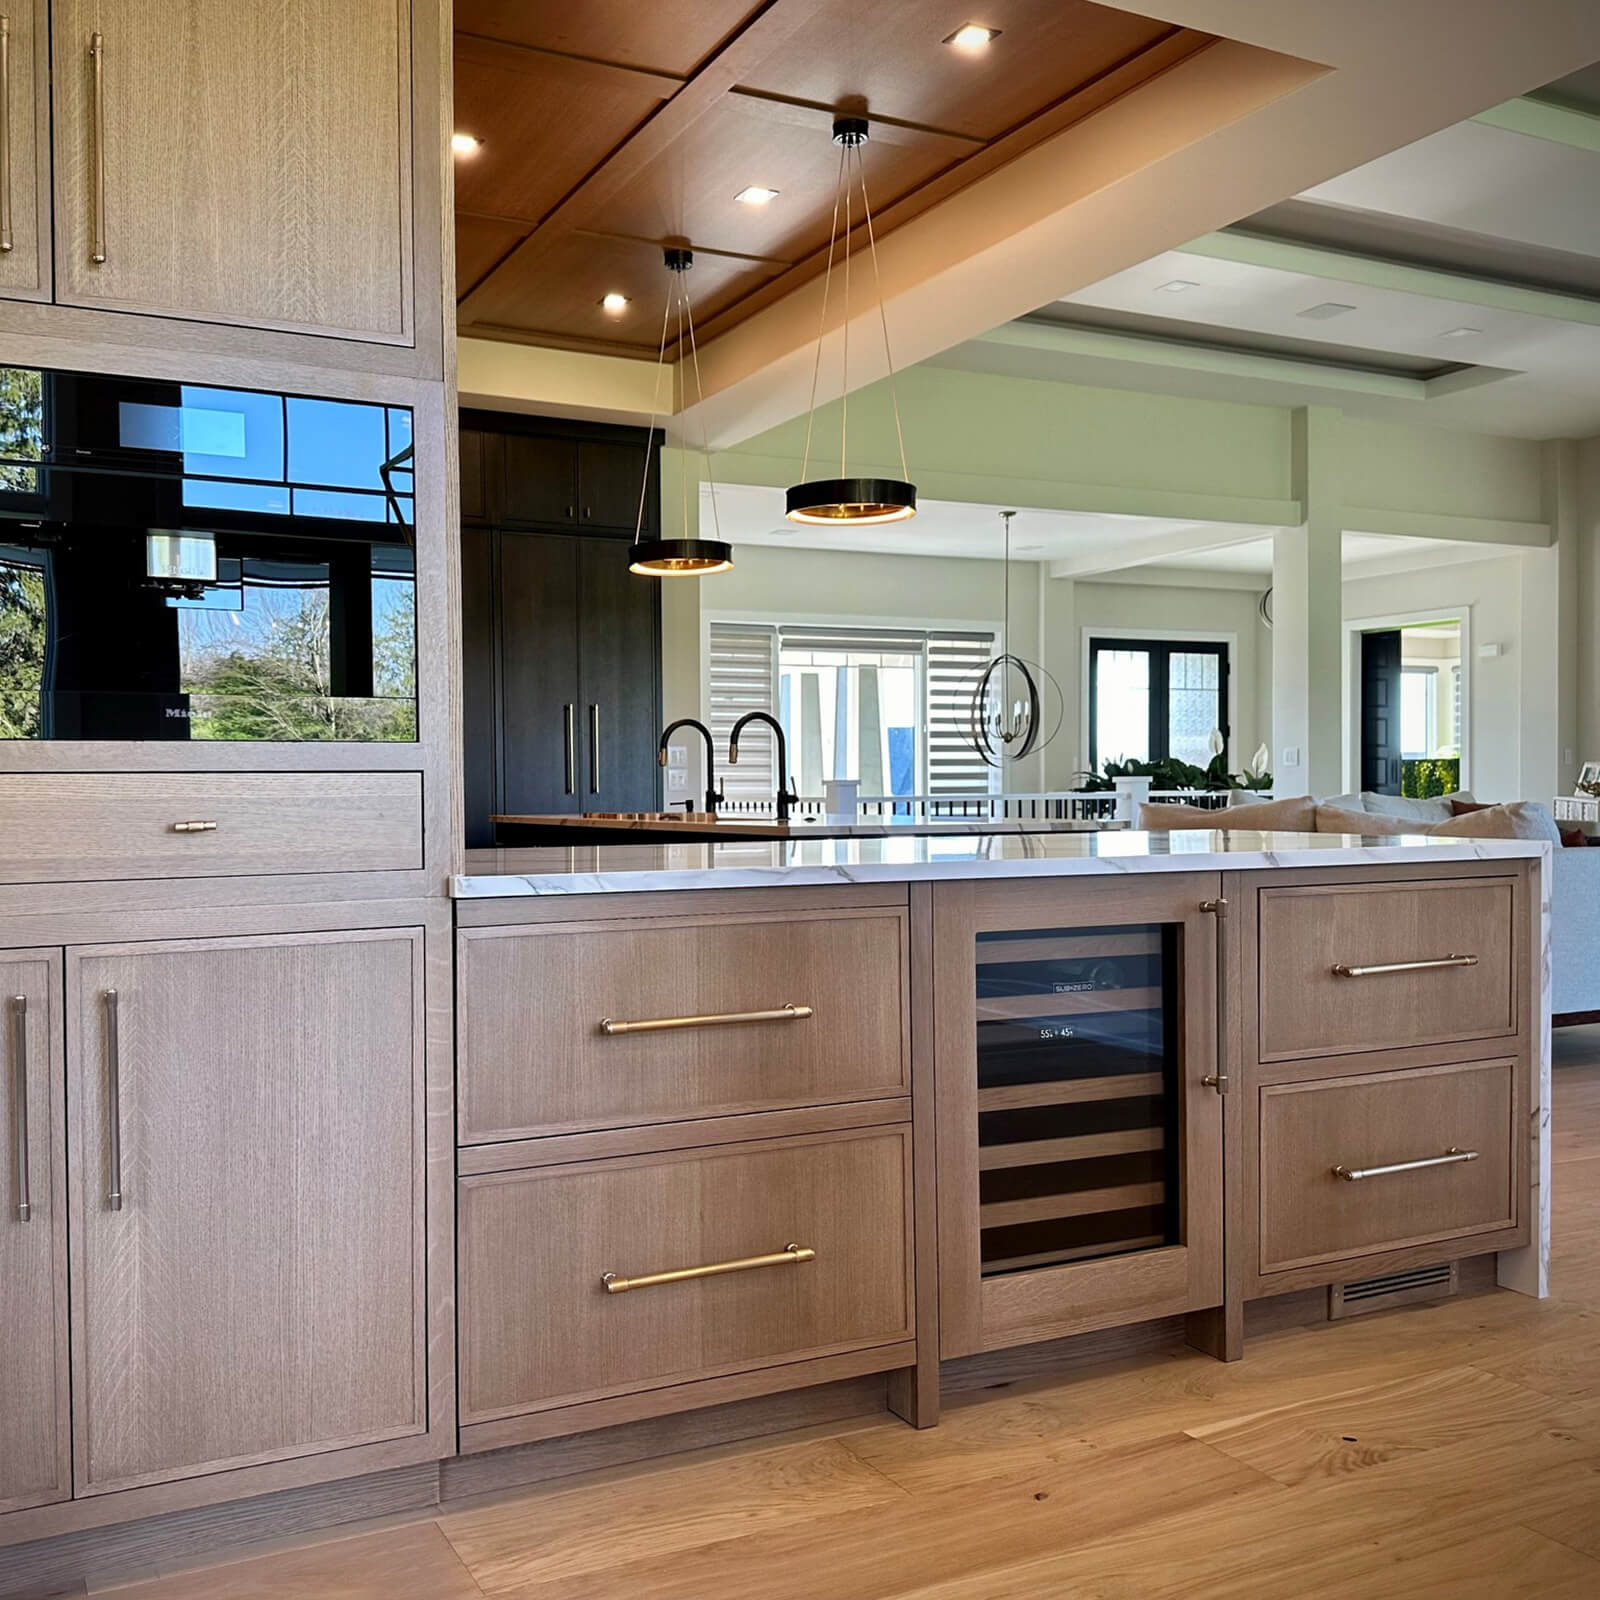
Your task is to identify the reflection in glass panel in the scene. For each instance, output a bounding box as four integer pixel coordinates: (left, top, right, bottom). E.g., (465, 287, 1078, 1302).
(0, 368, 44, 496)
(1093, 649, 1150, 763)
(1167, 650, 1222, 766)
(0, 548, 46, 738)
(975, 925, 1179, 1275)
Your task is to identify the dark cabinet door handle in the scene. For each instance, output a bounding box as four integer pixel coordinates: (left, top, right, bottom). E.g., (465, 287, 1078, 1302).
(589, 704, 600, 795)
(563, 704, 576, 797)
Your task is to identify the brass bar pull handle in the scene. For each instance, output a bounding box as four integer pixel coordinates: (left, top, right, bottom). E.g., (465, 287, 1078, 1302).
(1332, 954, 1477, 978)
(104, 989, 122, 1211)
(89, 31, 106, 264)
(563, 704, 576, 797)
(1202, 1073, 1229, 1095)
(9, 995, 28, 1221)
(599, 1003, 813, 1037)
(1, 16, 14, 255)
(170, 819, 217, 834)
(589, 704, 600, 795)
(1334, 1146, 1479, 1182)
(603, 1242, 815, 1294)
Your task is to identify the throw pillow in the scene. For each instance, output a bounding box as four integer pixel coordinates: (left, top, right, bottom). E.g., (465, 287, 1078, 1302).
(1139, 794, 1317, 832)
(1430, 800, 1563, 844)
(1314, 804, 1424, 837)
(1359, 790, 1456, 823)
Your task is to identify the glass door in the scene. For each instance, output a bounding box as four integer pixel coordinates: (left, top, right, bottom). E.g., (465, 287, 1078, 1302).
(934, 876, 1224, 1358)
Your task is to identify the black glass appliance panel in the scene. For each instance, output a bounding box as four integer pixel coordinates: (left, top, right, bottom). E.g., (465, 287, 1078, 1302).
(0, 366, 416, 741)
(975, 924, 1180, 1276)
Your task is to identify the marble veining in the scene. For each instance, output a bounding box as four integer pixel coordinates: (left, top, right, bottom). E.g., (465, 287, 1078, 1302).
(454, 829, 1548, 898)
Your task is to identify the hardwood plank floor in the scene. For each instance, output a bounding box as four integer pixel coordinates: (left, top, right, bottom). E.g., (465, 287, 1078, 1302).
(102, 1040, 1600, 1599)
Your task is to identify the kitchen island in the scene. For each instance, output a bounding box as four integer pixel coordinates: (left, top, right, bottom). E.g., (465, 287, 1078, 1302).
(448, 828, 1550, 1468)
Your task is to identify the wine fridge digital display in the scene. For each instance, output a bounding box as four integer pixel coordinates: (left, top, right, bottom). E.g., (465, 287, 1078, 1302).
(0, 366, 417, 742)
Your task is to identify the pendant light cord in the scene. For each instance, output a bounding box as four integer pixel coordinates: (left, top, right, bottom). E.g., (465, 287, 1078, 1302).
(841, 167, 851, 479)
(680, 263, 723, 543)
(854, 141, 910, 486)
(799, 144, 848, 488)
(632, 274, 677, 552)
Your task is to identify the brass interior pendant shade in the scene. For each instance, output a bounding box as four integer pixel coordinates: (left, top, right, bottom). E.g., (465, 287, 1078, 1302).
(786, 115, 916, 527)
(629, 246, 733, 577)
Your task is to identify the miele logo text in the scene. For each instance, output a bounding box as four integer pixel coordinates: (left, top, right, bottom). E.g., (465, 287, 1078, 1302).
(165, 707, 191, 719)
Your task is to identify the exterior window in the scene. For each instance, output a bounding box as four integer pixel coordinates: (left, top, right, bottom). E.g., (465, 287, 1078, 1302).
(1401, 666, 1438, 758)
(1088, 638, 1228, 769)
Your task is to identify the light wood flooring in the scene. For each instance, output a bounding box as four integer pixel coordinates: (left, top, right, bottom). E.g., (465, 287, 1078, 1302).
(100, 1035, 1600, 1599)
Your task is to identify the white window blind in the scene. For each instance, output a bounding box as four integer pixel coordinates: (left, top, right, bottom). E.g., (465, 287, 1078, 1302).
(707, 621, 778, 798)
(927, 630, 1000, 795)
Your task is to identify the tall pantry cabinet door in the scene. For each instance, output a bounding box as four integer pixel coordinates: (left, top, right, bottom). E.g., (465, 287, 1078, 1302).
(0, 950, 69, 1514)
(51, 1, 413, 342)
(66, 930, 427, 1496)
(0, 1, 51, 301)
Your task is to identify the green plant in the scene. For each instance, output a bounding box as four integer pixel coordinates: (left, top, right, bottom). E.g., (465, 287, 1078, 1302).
(1402, 757, 1461, 798)
(1074, 754, 1272, 793)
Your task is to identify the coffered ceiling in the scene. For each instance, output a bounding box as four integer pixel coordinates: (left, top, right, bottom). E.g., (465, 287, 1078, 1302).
(452, 0, 1218, 354)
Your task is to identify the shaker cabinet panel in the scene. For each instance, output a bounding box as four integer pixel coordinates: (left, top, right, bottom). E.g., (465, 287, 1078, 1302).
(0, 950, 69, 1515)
(0, 0, 51, 302)
(51, 0, 413, 342)
(66, 930, 427, 1496)
(578, 537, 660, 811)
(501, 433, 578, 526)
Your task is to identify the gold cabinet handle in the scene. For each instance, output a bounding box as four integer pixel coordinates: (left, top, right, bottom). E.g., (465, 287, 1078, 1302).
(1, 16, 14, 254)
(9, 995, 28, 1221)
(602, 1242, 815, 1294)
(1331, 954, 1477, 978)
(589, 704, 600, 795)
(89, 30, 106, 263)
(1333, 1146, 1479, 1182)
(103, 989, 122, 1211)
(1201, 1073, 1229, 1095)
(599, 1003, 813, 1037)
(170, 819, 218, 833)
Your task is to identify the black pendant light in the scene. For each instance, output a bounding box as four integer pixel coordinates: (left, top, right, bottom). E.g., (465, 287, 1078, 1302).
(786, 115, 916, 527)
(629, 245, 733, 577)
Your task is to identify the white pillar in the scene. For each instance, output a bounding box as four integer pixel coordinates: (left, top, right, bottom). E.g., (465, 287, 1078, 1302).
(657, 448, 704, 804)
(1272, 408, 1344, 797)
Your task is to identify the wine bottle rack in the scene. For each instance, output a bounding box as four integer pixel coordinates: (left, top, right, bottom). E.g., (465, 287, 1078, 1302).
(974, 924, 1180, 1277)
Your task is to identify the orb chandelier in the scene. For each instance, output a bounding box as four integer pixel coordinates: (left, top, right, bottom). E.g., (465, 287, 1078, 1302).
(785, 114, 916, 527)
(967, 510, 1063, 767)
(629, 245, 733, 577)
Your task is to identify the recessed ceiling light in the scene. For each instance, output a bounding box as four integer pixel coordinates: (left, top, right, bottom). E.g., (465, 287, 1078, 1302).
(734, 185, 780, 207)
(1440, 325, 1482, 339)
(600, 292, 630, 314)
(451, 132, 483, 157)
(1155, 279, 1200, 294)
(1297, 301, 1357, 321)
(943, 23, 1000, 50)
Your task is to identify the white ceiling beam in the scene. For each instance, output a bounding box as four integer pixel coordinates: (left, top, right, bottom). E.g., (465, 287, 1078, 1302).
(1344, 505, 1554, 546)
(1180, 231, 1600, 327)
(1048, 520, 1279, 579)
(1473, 95, 1600, 153)
(1076, 563, 1269, 590)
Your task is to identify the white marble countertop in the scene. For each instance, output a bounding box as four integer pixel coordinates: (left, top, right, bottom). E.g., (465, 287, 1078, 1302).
(453, 829, 1548, 898)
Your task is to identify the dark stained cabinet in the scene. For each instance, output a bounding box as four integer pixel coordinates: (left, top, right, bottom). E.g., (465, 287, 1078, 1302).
(459, 414, 663, 847)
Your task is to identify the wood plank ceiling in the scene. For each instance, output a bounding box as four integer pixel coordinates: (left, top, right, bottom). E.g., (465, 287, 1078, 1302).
(453, 1, 1218, 357)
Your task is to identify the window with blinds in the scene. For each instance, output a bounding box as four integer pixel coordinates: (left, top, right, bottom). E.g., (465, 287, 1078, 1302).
(706, 620, 997, 798)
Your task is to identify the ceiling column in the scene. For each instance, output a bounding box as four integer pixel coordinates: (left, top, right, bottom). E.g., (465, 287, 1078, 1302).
(1272, 407, 1344, 797)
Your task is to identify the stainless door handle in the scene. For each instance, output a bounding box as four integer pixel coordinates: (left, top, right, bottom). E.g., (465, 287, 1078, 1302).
(89, 31, 106, 264)
(9, 994, 28, 1221)
(170, 819, 217, 833)
(1334, 1147, 1479, 1182)
(104, 989, 122, 1211)
(589, 704, 600, 795)
(1332, 954, 1477, 978)
(563, 704, 576, 797)
(1, 16, 14, 255)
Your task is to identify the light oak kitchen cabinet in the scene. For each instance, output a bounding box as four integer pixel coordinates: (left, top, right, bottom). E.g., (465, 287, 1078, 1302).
(43, 0, 413, 341)
(0, 1, 51, 301)
(65, 928, 428, 1495)
(0, 950, 69, 1515)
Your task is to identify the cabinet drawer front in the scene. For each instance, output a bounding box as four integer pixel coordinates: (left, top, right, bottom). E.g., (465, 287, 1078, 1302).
(458, 1128, 913, 1421)
(1259, 1060, 1515, 1275)
(1257, 878, 1517, 1060)
(0, 773, 422, 883)
(457, 910, 908, 1141)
